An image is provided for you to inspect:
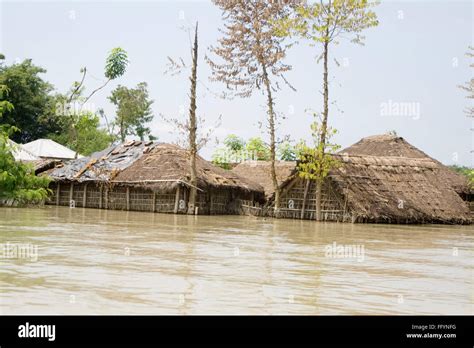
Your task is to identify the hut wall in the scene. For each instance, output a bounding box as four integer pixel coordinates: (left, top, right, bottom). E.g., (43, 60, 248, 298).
(85, 185, 102, 209)
(209, 189, 231, 215)
(108, 186, 127, 210)
(59, 183, 71, 206)
(154, 191, 176, 213)
(47, 182, 261, 216)
(129, 188, 154, 212)
(72, 184, 85, 208)
(275, 177, 349, 221)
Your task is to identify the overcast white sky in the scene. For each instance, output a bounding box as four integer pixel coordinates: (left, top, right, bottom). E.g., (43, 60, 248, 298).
(1, 0, 473, 165)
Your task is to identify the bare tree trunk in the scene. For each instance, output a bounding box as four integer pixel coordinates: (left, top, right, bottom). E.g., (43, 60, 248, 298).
(315, 181, 322, 221)
(187, 22, 199, 215)
(316, 37, 330, 222)
(261, 64, 280, 213)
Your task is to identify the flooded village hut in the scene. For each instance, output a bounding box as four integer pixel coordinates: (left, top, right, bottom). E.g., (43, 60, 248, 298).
(232, 134, 471, 224)
(47, 141, 264, 215)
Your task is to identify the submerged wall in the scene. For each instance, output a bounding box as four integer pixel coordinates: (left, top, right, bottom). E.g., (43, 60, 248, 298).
(48, 182, 256, 215)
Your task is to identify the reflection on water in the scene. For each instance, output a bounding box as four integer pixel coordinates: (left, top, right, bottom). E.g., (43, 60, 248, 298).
(0, 206, 472, 314)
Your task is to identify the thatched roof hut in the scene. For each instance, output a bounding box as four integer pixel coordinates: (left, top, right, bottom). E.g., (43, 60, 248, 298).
(47, 141, 264, 215)
(232, 134, 470, 224)
(49, 141, 263, 196)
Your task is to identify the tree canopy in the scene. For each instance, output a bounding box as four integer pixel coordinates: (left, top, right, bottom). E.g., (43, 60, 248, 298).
(109, 82, 155, 142)
(0, 58, 58, 143)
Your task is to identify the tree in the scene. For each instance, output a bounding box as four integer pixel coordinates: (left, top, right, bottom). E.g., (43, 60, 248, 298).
(458, 46, 473, 118)
(246, 137, 270, 160)
(278, 140, 297, 161)
(64, 47, 129, 157)
(49, 111, 114, 156)
(296, 118, 340, 220)
(224, 134, 245, 152)
(67, 47, 129, 107)
(0, 83, 50, 205)
(207, 0, 293, 212)
(276, 0, 378, 220)
(163, 22, 220, 214)
(0, 57, 58, 143)
(109, 82, 154, 142)
(187, 22, 199, 215)
(212, 135, 270, 168)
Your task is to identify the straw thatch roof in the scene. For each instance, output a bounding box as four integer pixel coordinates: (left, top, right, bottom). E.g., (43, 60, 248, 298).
(340, 134, 470, 195)
(232, 134, 470, 224)
(232, 160, 296, 199)
(48, 141, 264, 196)
(330, 154, 470, 224)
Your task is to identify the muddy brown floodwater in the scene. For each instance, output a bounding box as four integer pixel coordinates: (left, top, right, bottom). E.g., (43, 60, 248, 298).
(0, 206, 472, 314)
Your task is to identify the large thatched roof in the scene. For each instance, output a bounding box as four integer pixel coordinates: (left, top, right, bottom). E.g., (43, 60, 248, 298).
(48, 141, 264, 195)
(340, 134, 470, 194)
(330, 154, 470, 224)
(232, 134, 470, 224)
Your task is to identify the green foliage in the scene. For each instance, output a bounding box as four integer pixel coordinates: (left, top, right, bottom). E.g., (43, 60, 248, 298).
(0, 87, 51, 205)
(109, 82, 154, 142)
(246, 137, 270, 160)
(224, 134, 245, 152)
(0, 57, 58, 143)
(274, 0, 379, 46)
(296, 120, 340, 183)
(278, 141, 297, 161)
(49, 111, 114, 156)
(0, 85, 14, 129)
(0, 133, 51, 204)
(105, 48, 129, 80)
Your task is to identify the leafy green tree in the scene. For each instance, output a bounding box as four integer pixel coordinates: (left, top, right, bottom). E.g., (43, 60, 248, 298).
(108, 82, 154, 142)
(278, 141, 296, 161)
(276, 0, 378, 219)
(296, 119, 340, 221)
(49, 111, 114, 156)
(224, 134, 245, 152)
(0, 85, 50, 205)
(246, 137, 270, 160)
(63, 47, 129, 158)
(0, 57, 58, 143)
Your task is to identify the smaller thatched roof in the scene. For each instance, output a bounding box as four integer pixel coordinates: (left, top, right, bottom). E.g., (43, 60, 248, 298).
(232, 160, 296, 199)
(48, 141, 264, 196)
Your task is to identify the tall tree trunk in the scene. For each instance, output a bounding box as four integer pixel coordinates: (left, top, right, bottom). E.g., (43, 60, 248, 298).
(261, 64, 280, 213)
(187, 22, 199, 215)
(300, 179, 311, 219)
(316, 37, 330, 222)
(120, 120, 125, 143)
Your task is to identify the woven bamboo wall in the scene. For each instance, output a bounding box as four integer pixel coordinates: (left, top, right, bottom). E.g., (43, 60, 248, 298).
(85, 185, 101, 209)
(47, 182, 248, 216)
(276, 177, 350, 221)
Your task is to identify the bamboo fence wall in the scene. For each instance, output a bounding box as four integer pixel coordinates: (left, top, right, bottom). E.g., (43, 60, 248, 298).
(48, 182, 250, 215)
